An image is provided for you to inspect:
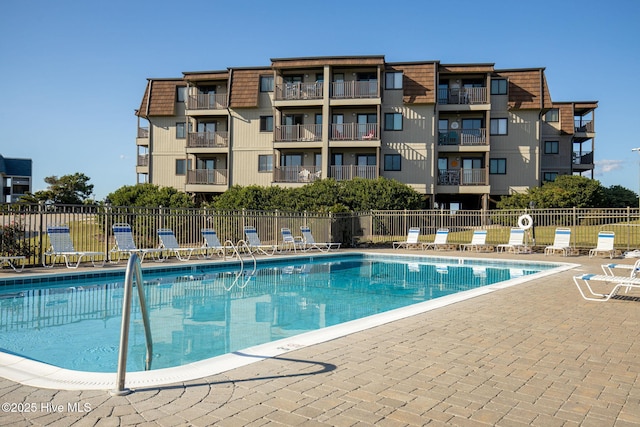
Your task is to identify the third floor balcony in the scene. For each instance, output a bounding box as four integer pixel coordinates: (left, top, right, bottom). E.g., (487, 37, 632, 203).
(187, 132, 229, 149)
(438, 87, 488, 106)
(186, 93, 229, 111)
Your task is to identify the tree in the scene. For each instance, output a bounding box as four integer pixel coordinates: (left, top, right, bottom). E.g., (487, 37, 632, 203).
(19, 173, 94, 204)
(107, 183, 194, 208)
(602, 185, 638, 208)
(496, 175, 607, 209)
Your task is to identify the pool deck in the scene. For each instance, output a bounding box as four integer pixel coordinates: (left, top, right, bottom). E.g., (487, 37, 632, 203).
(1, 249, 639, 426)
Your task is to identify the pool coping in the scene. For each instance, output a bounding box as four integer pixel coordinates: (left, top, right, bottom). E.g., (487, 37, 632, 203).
(0, 252, 579, 391)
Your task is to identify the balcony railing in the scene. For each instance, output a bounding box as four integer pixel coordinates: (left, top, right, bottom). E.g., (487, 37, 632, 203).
(574, 120, 594, 133)
(186, 169, 228, 185)
(275, 124, 322, 142)
(438, 168, 487, 185)
(137, 127, 149, 138)
(573, 152, 594, 165)
(275, 82, 323, 100)
(137, 154, 149, 167)
(330, 123, 378, 141)
(186, 93, 228, 110)
(274, 166, 321, 183)
(330, 165, 378, 181)
(331, 80, 378, 99)
(437, 87, 487, 105)
(187, 132, 229, 148)
(438, 129, 487, 146)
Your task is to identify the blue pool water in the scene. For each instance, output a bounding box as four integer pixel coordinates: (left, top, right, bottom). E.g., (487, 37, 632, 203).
(0, 253, 557, 373)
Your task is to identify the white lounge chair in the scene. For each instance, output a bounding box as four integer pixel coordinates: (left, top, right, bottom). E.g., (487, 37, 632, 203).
(43, 225, 105, 269)
(158, 228, 202, 261)
(601, 259, 640, 277)
(573, 273, 640, 302)
(496, 228, 527, 253)
(281, 227, 304, 253)
(243, 226, 278, 256)
(459, 230, 492, 252)
(421, 228, 450, 250)
(544, 228, 573, 256)
(1, 256, 25, 272)
(110, 223, 165, 263)
(393, 227, 421, 249)
(300, 226, 341, 251)
(589, 231, 616, 259)
(200, 229, 226, 258)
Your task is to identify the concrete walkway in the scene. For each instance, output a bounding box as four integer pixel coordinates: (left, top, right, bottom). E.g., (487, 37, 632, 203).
(1, 251, 639, 426)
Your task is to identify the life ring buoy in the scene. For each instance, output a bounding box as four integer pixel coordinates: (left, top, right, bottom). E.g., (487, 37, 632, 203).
(518, 214, 533, 230)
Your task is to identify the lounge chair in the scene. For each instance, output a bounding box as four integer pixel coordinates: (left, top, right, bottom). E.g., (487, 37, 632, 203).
(200, 229, 226, 258)
(281, 228, 305, 253)
(43, 225, 105, 269)
(589, 231, 616, 259)
(421, 228, 450, 250)
(110, 223, 165, 263)
(573, 273, 640, 302)
(496, 228, 527, 253)
(393, 227, 421, 249)
(459, 230, 492, 252)
(300, 226, 341, 252)
(157, 228, 202, 261)
(1, 256, 25, 272)
(601, 259, 640, 277)
(243, 226, 278, 256)
(544, 228, 573, 256)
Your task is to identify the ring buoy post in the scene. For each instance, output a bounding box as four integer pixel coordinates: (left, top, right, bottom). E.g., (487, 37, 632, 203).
(517, 214, 533, 230)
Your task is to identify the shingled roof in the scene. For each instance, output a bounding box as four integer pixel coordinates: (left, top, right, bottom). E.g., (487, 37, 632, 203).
(136, 79, 184, 118)
(495, 68, 552, 110)
(386, 62, 437, 104)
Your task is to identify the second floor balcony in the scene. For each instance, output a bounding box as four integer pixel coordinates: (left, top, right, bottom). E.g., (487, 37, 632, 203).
(330, 123, 378, 141)
(573, 151, 594, 165)
(330, 165, 378, 181)
(187, 132, 229, 148)
(137, 154, 149, 167)
(438, 129, 487, 146)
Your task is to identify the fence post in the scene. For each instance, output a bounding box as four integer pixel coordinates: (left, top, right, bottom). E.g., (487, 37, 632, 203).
(38, 201, 45, 266)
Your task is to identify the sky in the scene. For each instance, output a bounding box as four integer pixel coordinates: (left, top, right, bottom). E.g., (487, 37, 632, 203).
(1, 0, 639, 201)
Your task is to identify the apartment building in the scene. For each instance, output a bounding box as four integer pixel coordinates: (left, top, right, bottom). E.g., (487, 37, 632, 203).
(0, 154, 32, 203)
(135, 56, 596, 209)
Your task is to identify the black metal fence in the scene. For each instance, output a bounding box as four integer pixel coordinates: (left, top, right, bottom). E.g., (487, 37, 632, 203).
(2, 204, 640, 267)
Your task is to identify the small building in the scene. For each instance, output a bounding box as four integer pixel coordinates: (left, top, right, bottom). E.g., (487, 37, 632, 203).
(0, 155, 32, 203)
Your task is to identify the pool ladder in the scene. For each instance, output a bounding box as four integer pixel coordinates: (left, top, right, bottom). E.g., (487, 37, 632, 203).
(111, 253, 153, 396)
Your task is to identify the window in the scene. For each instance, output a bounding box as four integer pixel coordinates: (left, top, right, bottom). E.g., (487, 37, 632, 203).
(489, 158, 506, 174)
(490, 79, 507, 95)
(175, 159, 191, 175)
(260, 75, 274, 92)
(384, 154, 401, 171)
(544, 141, 559, 154)
(490, 118, 507, 135)
(176, 86, 186, 102)
(384, 113, 403, 131)
(543, 172, 558, 182)
(258, 155, 273, 172)
(544, 109, 559, 122)
(176, 122, 186, 139)
(259, 116, 273, 132)
(385, 72, 403, 89)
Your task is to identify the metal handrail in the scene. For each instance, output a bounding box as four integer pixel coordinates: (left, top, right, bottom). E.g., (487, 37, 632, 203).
(111, 253, 153, 396)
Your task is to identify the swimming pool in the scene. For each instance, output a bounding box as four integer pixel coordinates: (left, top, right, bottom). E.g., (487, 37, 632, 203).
(0, 252, 575, 389)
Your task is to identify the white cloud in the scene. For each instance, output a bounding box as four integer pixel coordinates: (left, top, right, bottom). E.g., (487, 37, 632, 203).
(119, 154, 127, 160)
(595, 159, 624, 174)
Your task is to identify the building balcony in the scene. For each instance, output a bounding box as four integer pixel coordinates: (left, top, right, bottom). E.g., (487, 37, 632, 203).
(438, 129, 487, 146)
(187, 169, 228, 185)
(438, 87, 487, 105)
(437, 168, 487, 186)
(185, 94, 229, 112)
(137, 154, 149, 167)
(274, 166, 322, 183)
(573, 151, 594, 172)
(136, 127, 149, 146)
(275, 82, 323, 101)
(330, 165, 378, 181)
(330, 123, 378, 141)
(573, 119, 595, 142)
(274, 124, 322, 143)
(187, 132, 229, 150)
(330, 81, 378, 99)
